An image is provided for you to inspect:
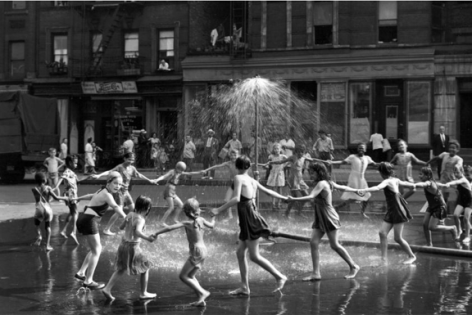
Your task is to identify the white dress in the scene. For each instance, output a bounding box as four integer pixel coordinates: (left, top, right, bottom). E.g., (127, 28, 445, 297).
(267, 155, 286, 187)
(340, 154, 373, 201)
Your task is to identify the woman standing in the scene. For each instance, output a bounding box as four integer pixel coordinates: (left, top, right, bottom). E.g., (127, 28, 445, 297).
(84, 137, 96, 174)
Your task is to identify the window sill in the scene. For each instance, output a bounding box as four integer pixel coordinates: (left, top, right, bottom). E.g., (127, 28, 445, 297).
(5, 10, 29, 15)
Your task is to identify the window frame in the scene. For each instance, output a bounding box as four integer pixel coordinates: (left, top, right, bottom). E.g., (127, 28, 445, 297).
(52, 33, 68, 64)
(11, 1, 26, 10)
(123, 31, 139, 59)
(10, 41, 25, 78)
(313, 1, 333, 45)
(158, 29, 175, 69)
(378, 1, 398, 43)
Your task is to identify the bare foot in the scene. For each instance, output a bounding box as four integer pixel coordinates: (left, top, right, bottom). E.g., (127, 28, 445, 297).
(229, 287, 250, 296)
(60, 231, 68, 238)
(70, 233, 79, 245)
(451, 227, 459, 241)
(102, 289, 115, 301)
(32, 237, 42, 247)
(273, 276, 287, 293)
(139, 292, 157, 300)
(302, 274, 321, 281)
(46, 245, 54, 252)
(191, 290, 210, 307)
(403, 256, 416, 265)
(344, 265, 360, 279)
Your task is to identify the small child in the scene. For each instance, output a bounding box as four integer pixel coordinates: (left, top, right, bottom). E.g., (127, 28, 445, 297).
(151, 143, 159, 170)
(413, 166, 457, 247)
(102, 195, 157, 301)
(32, 172, 69, 251)
(358, 162, 416, 265)
(266, 143, 287, 211)
(446, 165, 472, 243)
(153, 198, 215, 307)
(153, 162, 201, 223)
(43, 148, 65, 196)
(390, 139, 427, 200)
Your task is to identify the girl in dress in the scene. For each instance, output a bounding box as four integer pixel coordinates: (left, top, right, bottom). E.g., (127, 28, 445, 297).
(102, 196, 157, 301)
(329, 142, 378, 218)
(390, 139, 427, 200)
(202, 149, 239, 221)
(445, 165, 472, 243)
(153, 198, 215, 307)
(211, 155, 288, 296)
(266, 143, 287, 211)
(288, 162, 360, 281)
(151, 143, 159, 170)
(153, 161, 201, 224)
(413, 166, 457, 247)
(358, 162, 417, 265)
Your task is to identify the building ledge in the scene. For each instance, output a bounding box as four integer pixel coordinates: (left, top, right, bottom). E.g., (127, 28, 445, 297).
(24, 77, 75, 83)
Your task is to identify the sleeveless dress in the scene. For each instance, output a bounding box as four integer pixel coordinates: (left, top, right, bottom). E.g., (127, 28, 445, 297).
(456, 184, 472, 208)
(115, 212, 154, 275)
(236, 186, 271, 240)
(267, 155, 286, 187)
(163, 170, 181, 199)
(341, 155, 372, 201)
(383, 185, 412, 224)
(311, 184, 341, 232)
(424, 181, 447, 220)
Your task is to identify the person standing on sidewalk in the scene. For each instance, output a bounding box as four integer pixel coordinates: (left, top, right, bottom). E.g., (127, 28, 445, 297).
(60, 138, 68, 160)
(224, 132, 243, 156)
(432, 125, 450, 179)
(182, 135, 196, 180)
(84, 138, 96, 174)
(202, 129, 219, 179)
(313, 130, 334, 174)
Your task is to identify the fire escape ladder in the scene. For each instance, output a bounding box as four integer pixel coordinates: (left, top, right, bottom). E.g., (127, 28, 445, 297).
(230, 2, 248, 60)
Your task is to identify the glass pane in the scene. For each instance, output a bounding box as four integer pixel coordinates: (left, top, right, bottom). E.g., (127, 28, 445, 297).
(54, 35, 67, 50)
(92, 33, 102, 52)
(349, 83, 371, 144)
(379, 1, 397, 20)
(407, 81, 431, 144)
(320, 82, 346, 145)
(12, 1, 26, 9)
(11, 60, 25, 76)
(11, 42, 25, 60)
(313, 1, 333, 26)
(160, 37, 174, 50)
(159, 30, 174, 39)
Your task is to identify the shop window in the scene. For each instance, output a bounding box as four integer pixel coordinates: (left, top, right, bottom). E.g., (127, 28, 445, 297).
(10, 41, 25, 78)
(320, 82, 347, 146)
(349, 83, 372, 144)
(406, 81, 431, 144)
(378, 1, 397, 43)
(313, 1, 333, 45)
(53, 34, 68, 64)
(12, 1, 26, 9)
(124, 32, 139, 58)
(159, 30, 174, 69)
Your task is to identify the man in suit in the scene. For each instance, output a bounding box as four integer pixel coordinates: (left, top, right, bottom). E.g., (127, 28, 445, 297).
(202, 129, 219, 179)
(432, 125, 450, 179)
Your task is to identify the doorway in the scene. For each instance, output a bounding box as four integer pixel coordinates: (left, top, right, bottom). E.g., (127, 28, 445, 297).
(375, 80, 404, 141)
(460, 92, 472, 148)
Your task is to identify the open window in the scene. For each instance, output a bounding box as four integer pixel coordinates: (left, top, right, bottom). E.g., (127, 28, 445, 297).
(378, 1, 397, 43)
(313, 1, 333, 45)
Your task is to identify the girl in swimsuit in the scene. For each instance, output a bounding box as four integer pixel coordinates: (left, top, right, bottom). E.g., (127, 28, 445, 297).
(211, 155, 288, 296)
(446, 165, 472, 243)
(73, 171, 126, 290)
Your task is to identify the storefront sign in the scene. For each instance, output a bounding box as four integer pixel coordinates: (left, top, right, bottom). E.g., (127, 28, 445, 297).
(81, 81, 138, 94)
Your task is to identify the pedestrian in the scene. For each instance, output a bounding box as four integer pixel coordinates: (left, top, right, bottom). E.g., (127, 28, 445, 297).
(369, 132, 384, 162)
(102, 195, 157, 301)
(158, 146, 169, 173)
(153, 198, 215, 306)
(60, 138, 68, 160)
(92, 141, 103, 169)
(43, 147, 65, 196)
(202, 129, 219, 179)
(84, 137, 96, 174)
(122, 133, 134, 154)
(266, 143, 287, 211)
(182, 135, 196, 180)
(73, 171, 126, 290)
(224, 132, 243, 156)
(432, 125, 450, 179)
(313, 130, 334, 174)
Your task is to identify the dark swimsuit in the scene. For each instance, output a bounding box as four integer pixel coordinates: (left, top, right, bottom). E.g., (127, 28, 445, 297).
(456, 184, 472, 208)
(424, 181, 447, 220)
(76, 188, 110, 235)
(383, 186, 412, 224)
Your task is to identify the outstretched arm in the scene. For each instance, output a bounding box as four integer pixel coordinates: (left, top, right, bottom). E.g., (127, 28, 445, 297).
(91, 170, 111, 179)
(135, 218, 156, 242)
(134, 170, 155, 184)
(410, 154, 428, 166)
(332, 182, 359, 193)
(426, 156, 439, 165)
(202, 216, 216, 229)
(257, 181, 288, 200)
(359, 181, 388, 193)
(74, 193, 95, 202)
(211, 177, 242, 216)
(202, 162, 226, 173)
(268, 157, 291, 165)
(53, 177, 64, 191)
(290, 182, 324, 201)
(154, 170, 173, 184)
(446, 177, 469, 187)
(153, 222, 186, 237)
(398, 180, 416, 188)
(49, 189, 69, 202)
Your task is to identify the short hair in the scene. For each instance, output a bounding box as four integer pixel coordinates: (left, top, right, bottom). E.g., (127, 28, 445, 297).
(107, 171, 122, 183)
(235, 155, 251, 170)
(228, 148, 239, 155)
(35, 172, 47, 184)
(378, 162, 395, 177)
(398, 139, 407, 146)
(449, 140, 461, 151)
(48, 147, 56, 152)
(357, 142, 367, 148)
(310, 162, 331, 182)
(123, 152, 135, 160)
(134, 195, 152, 216)
(183, 198, 200, 220)
(294, 145, 305, 154)
(176, 161, 186, 171)
(272, 143, 282, 154)
(420, 166, 434, 180)
(65, 156, 75, 170)
(87, 137, 93, 143)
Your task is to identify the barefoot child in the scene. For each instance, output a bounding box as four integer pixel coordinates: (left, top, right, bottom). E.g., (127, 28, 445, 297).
(390, 139, 427, 200)
(102, 195, 157, 301)
(414, 166, 457, 247)
(446, 165, 472, 243)
(43, 147, 64, 196)
(358, 162, 416, 265)
(54, 155, 85, 245)
(202, 149, 239, 220)
(211, 155, 288, 295)
(153, 161, 201, 224)
(32, 172, 69, 251)
(288, 162, 360, 281)
(266, 143, 287, 211)
(153, 198, 215, 306)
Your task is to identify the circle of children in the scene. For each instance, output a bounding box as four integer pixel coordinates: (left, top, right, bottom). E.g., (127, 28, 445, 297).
(34, 134, 470, 306)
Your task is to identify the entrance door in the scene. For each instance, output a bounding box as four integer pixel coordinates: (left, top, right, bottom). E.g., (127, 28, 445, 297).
(158, 110, 178, 143)
(460, 93, 472, 148)
(375, 80, 404, 141)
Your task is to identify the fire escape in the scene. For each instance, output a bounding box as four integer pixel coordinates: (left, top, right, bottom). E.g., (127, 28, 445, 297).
(230, 1, 250, 60)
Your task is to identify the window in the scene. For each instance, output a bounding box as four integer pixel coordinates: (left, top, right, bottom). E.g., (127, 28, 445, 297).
(124, 32, 139, 58)
(53, 34, 68, 64)
(54, 1, 69, 6)
(159, 30, 174, 68)
(12, 1, 26, 9)
(407, 82, 431, 144)
(349, 83, 372, 144)
(378, 1, 397, 43)
(320, 82, 347, 145)
(432, 2, 445, 43)
(92, 32, 103, 56)
(10, 42, 25, 78)
(313, 1, 333, 45)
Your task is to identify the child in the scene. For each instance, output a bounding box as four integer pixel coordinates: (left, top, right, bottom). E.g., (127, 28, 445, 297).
(413, 166, 457, 247)
(151, 143, 159, 170)
(153, 162, 201, 224)
(54, 155, 84, 245)
(313, 130, 334, 173)
(266, 143, 287, 211)
(43, 148, 65, 196)
(390, 139, 427, 200)
(32, 172, 69, 251)
(329, 142, 378, 218)
(268, 145, 315, 218)
(202, 149, 239, 220)
(358, 162, 417, 265)
(153, 198, 215, 306)
(445, 165, 472, 243)
(102, 196, 157, 301)
(158, 146, 169, 173)
(288, 163, 360, 281)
